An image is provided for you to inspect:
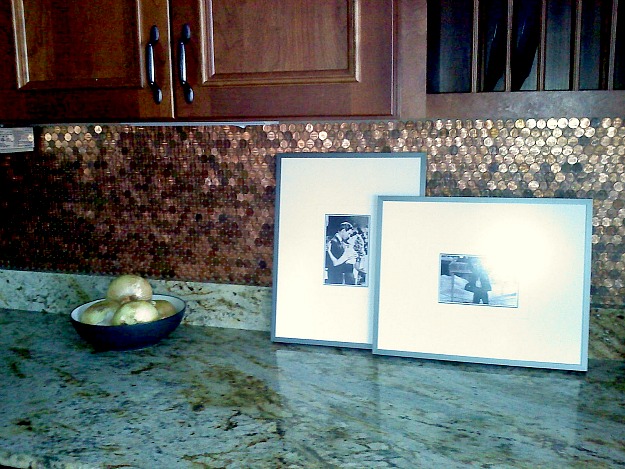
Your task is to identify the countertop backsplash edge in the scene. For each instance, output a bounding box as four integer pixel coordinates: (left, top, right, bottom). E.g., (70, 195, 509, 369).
(0, 269, 272, 331)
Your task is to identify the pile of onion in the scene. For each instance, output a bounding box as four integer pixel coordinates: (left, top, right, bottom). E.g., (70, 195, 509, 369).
(79, 274, 177, 326)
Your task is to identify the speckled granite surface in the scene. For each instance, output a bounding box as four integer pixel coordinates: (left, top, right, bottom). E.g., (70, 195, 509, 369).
(0, 270, 271, 331)
(1, 269, 625, 360)
(1, 309, 624, 468)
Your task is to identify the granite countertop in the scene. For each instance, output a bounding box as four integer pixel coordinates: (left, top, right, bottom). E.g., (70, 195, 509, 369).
(1, 309, 624, 469)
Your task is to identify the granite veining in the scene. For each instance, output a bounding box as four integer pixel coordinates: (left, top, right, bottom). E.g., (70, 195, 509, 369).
(3, 270, 625, 360)
(1, 309, 624, 468)
(0, 269, 271, 331)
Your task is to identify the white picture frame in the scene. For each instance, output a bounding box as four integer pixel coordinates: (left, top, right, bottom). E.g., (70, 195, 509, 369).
(272, 153, 426, 348)
(373, 196, 592, 370)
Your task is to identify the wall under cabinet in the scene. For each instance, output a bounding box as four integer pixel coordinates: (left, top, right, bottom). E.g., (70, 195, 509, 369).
(1, 118, 624, 311)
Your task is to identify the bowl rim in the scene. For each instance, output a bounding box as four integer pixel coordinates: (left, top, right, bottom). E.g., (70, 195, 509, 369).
(70, 294, 186, 326)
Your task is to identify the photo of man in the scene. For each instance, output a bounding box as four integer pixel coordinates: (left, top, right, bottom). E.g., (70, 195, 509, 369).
(439, 253, 519, 308)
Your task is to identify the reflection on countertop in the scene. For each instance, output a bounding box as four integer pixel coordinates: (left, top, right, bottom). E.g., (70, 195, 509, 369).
(1, 308, 624, 468)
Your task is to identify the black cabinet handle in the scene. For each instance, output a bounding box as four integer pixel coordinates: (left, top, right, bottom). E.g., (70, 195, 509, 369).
(146, 25, 163, 104)
(178, 23, 194, 104)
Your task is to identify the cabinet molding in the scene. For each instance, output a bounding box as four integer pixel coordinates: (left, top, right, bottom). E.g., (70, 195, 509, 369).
(11, 0, 144, 91)
(203, 0, 360, 86)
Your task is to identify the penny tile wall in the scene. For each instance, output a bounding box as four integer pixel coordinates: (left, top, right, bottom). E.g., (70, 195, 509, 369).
(1, 118, 624, 307)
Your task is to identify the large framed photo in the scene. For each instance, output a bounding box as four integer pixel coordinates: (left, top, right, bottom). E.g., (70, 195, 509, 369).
(272, 153, 426, 348)
(373, 196, 592, 370)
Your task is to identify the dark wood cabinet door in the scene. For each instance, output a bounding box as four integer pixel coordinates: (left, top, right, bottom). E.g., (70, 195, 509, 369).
(171, 0, 395, 119)
(0, 0, 174, 123)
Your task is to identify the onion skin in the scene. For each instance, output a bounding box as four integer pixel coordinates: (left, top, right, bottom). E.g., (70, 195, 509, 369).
(106, 274, 153, 304)
(153, 300, 177, 319)
(111, 300, 159, 325)
(80, 299, 120, 325)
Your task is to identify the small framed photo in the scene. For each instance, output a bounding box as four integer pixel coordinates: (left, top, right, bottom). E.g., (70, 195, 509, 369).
(272, 153, 426, 348)
(373, 196, 592, 370)
(324, 214, 371, 287)
(438, 253, 519, 308)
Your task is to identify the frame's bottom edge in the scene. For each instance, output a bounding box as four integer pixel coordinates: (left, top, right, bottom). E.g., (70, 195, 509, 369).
(271, 335, 373, 350)
(371, 347, 588, 371)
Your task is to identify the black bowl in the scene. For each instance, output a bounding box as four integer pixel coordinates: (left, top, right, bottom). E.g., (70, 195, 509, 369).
(70, 294, 186, 351)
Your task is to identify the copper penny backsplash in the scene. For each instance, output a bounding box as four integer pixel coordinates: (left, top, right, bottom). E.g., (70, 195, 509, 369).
(1, 118, 623, 307)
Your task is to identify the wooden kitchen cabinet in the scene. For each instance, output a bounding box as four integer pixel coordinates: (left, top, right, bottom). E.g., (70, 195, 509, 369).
(0, 0, 174, 122)
(4, 0, 625, 124)
(0, 0, 397, 123)
(171, 0, 395, 119)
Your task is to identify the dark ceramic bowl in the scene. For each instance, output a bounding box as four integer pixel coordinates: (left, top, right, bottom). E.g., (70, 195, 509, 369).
(70, 294, 186, 351)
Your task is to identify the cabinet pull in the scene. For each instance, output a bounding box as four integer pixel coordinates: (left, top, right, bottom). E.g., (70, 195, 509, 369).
(178, 23, 194, 104)
(146, 25, 163, 104)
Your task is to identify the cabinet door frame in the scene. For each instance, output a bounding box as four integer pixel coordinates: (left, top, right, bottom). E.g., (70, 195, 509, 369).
(171, 0, 396, 119)
(2, 0, 174, 123)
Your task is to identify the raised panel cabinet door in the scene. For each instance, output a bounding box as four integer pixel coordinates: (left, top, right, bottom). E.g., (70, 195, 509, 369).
(171, 0, 395, 119)
(0, 0, 173, 123)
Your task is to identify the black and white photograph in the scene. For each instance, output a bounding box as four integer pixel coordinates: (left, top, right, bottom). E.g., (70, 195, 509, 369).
(439, 254, 519, 307)
(324, 215, 370, 287)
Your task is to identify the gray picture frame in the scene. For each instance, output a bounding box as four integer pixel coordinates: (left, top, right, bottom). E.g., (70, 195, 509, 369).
(373, 196, 592, 371)
(272, 153, 426, 348)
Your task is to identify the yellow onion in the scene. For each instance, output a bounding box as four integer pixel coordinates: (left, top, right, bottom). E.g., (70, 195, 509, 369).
(153, 299, 177, 319)
(80, 299, 120, 325)
(111, 300, 159, 325)
(106, 274, 152, 304)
